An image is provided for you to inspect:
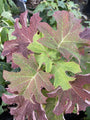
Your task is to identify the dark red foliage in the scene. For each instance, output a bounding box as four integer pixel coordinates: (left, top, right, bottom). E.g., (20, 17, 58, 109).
(80, 28, 90, 40)
(2, 11, 41, 68)
(48, 74, 90, 115)
(2, 94, 48, 120)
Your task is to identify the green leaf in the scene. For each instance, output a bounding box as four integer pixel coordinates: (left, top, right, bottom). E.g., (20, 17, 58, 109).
(45, 97, 64, 120)
(34, 3, 46, 13)
(0, 51, 4, 60)
(49, 16, 55, 23)
(8, 29, 16, 40)
(28, 32, 54, 72)
(51, 61, 81, 90)
(50, 2, 58, 10)
(58, 1, 66, 9)
(8, 0, 19, 14)
(33, 32, 44, 42)
(83, 84, 90, 91)
(27, 32, 45, 53)
(35, 53, 53, 73)
(0, 62, 11, 72)
(1, 11, 14, 22)
(3, 0, 10, 11)
(29, 40, 59, 72)
(28, 33, 60, 72)
(0, 62, 11, 86)
(1, 27, 8, 44)
(0, 72, 5, 85)
(81, 63, 90, 74)
(47, 0, 54, 2)
(0, 101, 7, 115)
(47, 10, 54, 17)
(0, 106, 4, 115)
(85, 107, 90, 120)
(3, 19, 14, 26)
(28, 41, 46, 53)
(0, 0, 4, 14)
(0, 85, 5, 97)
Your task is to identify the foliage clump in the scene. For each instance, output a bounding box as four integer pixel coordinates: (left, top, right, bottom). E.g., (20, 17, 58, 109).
(1, 10, 90, 120)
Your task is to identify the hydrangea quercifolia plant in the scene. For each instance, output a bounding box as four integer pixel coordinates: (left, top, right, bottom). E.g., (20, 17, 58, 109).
(1, 10, 90, 120)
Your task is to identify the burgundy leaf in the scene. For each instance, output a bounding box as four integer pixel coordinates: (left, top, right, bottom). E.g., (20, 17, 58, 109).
(48, 74, 90, 115)
(37, 11, 89, 61)
(80, 28, 90, 40)
(79, 28, 90, 56)
(70, 74, 90, 101)
(2, 94, 48, 120)
(2, 11, 42, 68)
(3, 53, 54, 103)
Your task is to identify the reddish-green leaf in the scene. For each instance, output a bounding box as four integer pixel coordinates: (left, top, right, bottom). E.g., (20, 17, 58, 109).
(2, 11, 41, 68)
(3, 53, 54, 103)
(37, 11, 89, 61)
(48, 74, 90, 115)
(2, 94, 48, 120)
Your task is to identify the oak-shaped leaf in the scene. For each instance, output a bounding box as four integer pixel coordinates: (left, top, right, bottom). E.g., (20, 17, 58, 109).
(27, 32, 53, 73)
(2, 11, 42, 68)
(37, 11, 89, 61)
(48, 74, 90, 115)
(28, 42, 58, 73)
(28, 32, 61, 73)
(3, 53, 54, 103)
(51, 61, 81, 90)
(2, 94, 48, 120)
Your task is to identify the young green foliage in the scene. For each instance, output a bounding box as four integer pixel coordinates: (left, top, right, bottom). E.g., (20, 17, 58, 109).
(28, 32, 60, 73)
(34, 0, 84, 28)
(51, 61, 81, 89)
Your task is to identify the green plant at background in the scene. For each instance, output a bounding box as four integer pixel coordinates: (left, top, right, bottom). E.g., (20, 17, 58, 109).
(33, 0, 85, 28)
(84, 107, 90, 120)
(0, 0, 19, 115)
(34, 0, 67, 28)
(0, 0, 18, 50)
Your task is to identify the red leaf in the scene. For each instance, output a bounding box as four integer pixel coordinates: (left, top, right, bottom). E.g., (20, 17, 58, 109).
(2, 11, 42, 68)
(48, 74, 90, 115)
(2, 94, 48, 120)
